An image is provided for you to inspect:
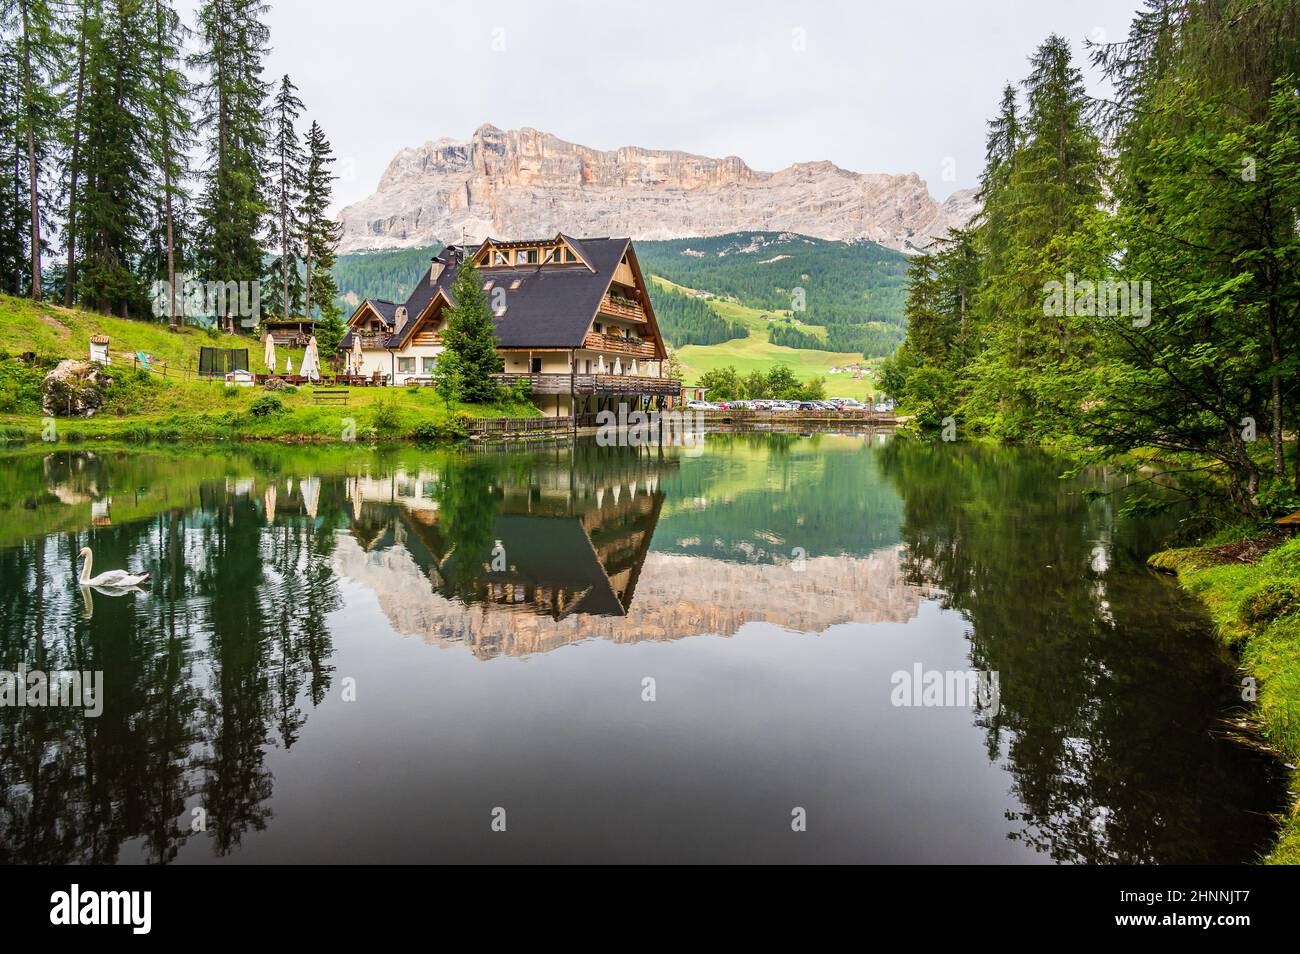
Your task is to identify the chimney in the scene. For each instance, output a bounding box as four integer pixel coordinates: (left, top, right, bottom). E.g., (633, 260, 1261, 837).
(429, 257, 444, 286)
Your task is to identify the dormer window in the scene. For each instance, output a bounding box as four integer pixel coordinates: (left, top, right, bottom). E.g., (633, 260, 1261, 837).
(493, 250, 509, 266)
(517, 248, 538, 265)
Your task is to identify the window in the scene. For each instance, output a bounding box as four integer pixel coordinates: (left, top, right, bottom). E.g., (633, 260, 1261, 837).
(593, 322, 602, 334)
(493, 250, 509, 266)
(397, 357, 415, 373)
(517, 248, 538, 265)
(530, 357, 543, 373)
(421, 356, 438, 373)
(510, 278, 522, 290)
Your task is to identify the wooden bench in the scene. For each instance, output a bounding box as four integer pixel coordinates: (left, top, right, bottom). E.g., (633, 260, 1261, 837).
(312, 389, 350, 406)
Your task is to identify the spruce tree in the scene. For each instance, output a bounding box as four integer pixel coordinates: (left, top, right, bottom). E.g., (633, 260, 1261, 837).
(145, 0, 190, 328)
(0, 39, 27, 293)
(442, 257, 503, 402)
(75, 0, 154, 315)
(191, 0, 269, 330)
(61, 0, 95, 307)
(301, 119, 343, 348)
(265, 73, 305, 321)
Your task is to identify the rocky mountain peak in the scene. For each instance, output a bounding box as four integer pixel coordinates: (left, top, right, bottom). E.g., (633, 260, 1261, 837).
(339, 125, 978, 254)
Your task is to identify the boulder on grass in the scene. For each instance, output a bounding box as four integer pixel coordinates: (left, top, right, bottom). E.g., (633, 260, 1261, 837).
(42, 359, 113, 417)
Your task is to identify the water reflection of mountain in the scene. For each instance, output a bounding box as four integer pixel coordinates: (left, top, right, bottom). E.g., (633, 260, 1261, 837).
(335, 444, 926, 658)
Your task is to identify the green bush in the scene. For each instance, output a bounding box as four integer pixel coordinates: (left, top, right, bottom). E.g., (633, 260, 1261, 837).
(411, 411, 471, 443)
(248, 394, 286, 418)
(0, 359, 44, 413)
(1241, 581, 1300, 625)
(369, 394, 403, 433)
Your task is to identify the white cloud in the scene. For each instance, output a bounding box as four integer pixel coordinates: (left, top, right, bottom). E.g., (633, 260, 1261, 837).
(178, 0, 1142, 214)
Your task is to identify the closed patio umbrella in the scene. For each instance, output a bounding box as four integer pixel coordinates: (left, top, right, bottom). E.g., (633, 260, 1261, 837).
(300, 476, 320, 519)
(301, 335, 320, 381)
(263, 331, 276, 372)
(351, 334, 364, 375)
(285, 355, 293, 374)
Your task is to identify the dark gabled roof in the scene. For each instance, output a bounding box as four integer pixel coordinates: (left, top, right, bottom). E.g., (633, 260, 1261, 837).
(481, 239, 627, 348)
(340, 299, 399, 348)
(341, 237, 645, 351)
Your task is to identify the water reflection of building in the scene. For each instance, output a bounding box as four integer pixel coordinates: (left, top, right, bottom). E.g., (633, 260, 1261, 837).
(333, 453, 927, 659)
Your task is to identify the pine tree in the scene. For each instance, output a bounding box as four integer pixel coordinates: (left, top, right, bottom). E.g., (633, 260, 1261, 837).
(191, 0, 269, 330)
(442, 257, 503, 403)
(264, 73, 304, 321)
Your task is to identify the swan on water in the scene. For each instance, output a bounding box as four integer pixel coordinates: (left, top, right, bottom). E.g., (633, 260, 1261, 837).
(77, 547, 150, 589)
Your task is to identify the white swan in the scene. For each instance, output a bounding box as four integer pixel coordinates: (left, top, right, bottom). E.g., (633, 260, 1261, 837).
(78, 547, 150, 588)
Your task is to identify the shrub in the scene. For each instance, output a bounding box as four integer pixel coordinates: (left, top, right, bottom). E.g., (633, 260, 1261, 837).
(222, 386, 243, 400)
(370, 393, 403, 433)
(1241, 581, 1300, 625)
(0, 359, 43, 413)
(248, 394, 286, 418)
(411, 411, 471, 443)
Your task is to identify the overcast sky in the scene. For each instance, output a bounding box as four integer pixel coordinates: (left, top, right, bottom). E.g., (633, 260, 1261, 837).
(179, 0, 1145, 214)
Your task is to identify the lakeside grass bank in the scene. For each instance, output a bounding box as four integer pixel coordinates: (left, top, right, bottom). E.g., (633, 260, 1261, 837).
(0, 371, 540, 444)
(1150, 533, 1300, 864)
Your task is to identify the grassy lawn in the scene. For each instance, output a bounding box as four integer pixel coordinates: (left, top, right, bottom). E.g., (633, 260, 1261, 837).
(1150, 534, 1300, 864)
(650, 276, 882, 402)
(0, 292, 305, 374)
(0, 292, 540, 442)
(0, 376, 538, 442)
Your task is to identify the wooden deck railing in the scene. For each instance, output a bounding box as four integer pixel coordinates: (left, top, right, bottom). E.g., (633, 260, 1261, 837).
(492, 372, 681, 397)
(597, 294, 648, 323)
(582, 332, 656, 358)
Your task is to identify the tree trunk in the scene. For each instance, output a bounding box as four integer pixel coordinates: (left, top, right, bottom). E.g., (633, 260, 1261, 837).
(304, 238, 312, 322)
(65, 16, 88, 308)
(154, 0, 178, 330)
(20, 0, 41, 301)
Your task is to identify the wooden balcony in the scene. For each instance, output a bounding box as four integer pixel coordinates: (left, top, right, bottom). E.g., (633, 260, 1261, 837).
(353, 332, 390, 350)
(492, 373, 681, 398)
(594, 374, 680, 397)
(598, 294, 648, 323)
(582, 332, 656, 359)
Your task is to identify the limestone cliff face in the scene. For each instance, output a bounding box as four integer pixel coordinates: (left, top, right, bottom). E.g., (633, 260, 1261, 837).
(337, 124, 978, 254)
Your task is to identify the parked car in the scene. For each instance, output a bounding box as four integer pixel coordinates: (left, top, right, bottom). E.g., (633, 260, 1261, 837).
(686, 400, 716, 410)
(874, 403, 889, 413)
(835, 398, 864, 409)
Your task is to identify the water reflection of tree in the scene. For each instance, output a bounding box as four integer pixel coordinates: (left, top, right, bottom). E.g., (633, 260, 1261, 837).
(0, 523, 203, 863)
(0, 455, 346, 862)
(875, 440, 1285, 864)
(431, 456, 505, 599)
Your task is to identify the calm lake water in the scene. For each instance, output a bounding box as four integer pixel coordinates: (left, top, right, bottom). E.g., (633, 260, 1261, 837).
(0, 433, 1287, 863)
